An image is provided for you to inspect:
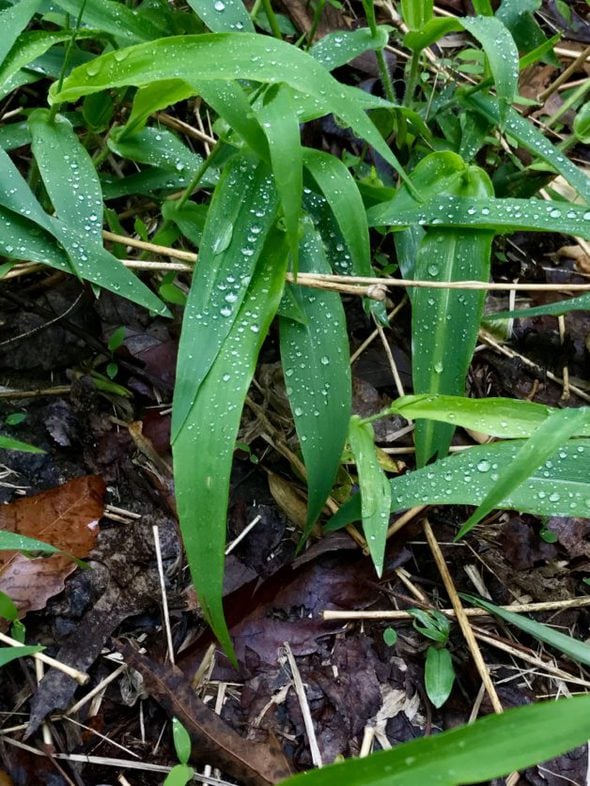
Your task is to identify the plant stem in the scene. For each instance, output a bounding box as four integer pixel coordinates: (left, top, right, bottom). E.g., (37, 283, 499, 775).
(261, 0, 282, 39)
(49, 0, 88, 122)
(403, 50, 421, 106)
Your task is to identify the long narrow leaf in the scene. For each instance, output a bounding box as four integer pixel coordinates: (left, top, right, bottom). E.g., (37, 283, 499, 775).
(493, 293, 590, 319)
(0, 435, 44, 454)
(462, 594, 590, 667)
(49, 33, 410, 187)
(173, 229, 289, 658)
(326, 438, 590, 531)
(171, 156, 279, 438)
(368, 194, 590, 238)
(310, 26, 390, 71)
(281, 695, 590, 786)
(0, 646, 44, 668)
(348, 416, 390, 575)
(280, 219, 351, 533)
(186, 0, 254, 33)
(457, 407, 590, 536)
(256, 84, 302, 271)
(0, 0, 41, 67)
(462, 93, 590, 203)
(51, 0, 165, 43)
(29, 109, 103, 242)
(392, 394, 590, 438)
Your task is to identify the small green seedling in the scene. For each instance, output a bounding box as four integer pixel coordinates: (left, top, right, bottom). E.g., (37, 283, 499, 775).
(163, 717, 194, 786)
(409, 608, 455, 708)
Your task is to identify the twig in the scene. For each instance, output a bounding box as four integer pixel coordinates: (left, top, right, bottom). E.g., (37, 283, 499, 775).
(322, 596, 590, 621)
(153, 524, 175, 666)
(283, 642, 322, 768)
(422, 519, 504, 714)
(0, 632, 89, 684)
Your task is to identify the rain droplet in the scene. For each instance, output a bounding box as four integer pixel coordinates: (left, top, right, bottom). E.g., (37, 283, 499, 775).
(477, 460, 491, 473)
(214, 0, 225, 9)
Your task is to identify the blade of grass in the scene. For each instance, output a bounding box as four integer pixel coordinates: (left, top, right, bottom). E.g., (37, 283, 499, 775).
(461, 594, 590, 668)
(173, 228, 289, 659)
(457, 407, 590, 537)
(462, 93, 590, 203)
(186, 0, 254, 33)
(279, 218, 351, 534)
(255, 83, 302, 272)
(0, 0, 41, 67)
(326, 438, 590, 531)
(492, 293, 590, 319)
(348, 416, 390, 575)
(368, 194, 590, 239)
(280, 695, 590, 786)
(309, 26, 391, 71)
(171, 155, 279, 439)
(49, 33, 411, 188)
(391, 394, 590, 439)
(51, 0, 165, 43)
(0, 435, 45, 454)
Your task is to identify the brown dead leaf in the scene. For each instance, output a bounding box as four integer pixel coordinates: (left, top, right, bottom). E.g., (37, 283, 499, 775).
(0, 476, 105, 619)
(117, 640, 292, 786)
(558, 243, 590, 274)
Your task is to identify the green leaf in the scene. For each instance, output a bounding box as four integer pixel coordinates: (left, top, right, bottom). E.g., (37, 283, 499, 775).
(401, 0, 433, 30)
(0, 435, 44, 454)
(348, 416, 390, 576)
(171, 717, 192, 765)
(492, 293, 590, 319)
(0, 0, 41, 67)
(462, 93, 590, 203)
(0, 645, 44, 668)
(51, 0, 166, 43)
(326, 438, 590, 531)
(424, 646, 455, 708)
(404, 16, 519, 121)
(368, 194, 590, 239)
(462, 594, 590, 668)
(256, 83, 302, 271)
(109, 126, 208, 180)
(186, 0, 254, 33)
(391, 394, 590, 439)
(0, 29, 97, 99)
(173, 228, 288, 659)
(280, 694, 590, 786)
(0, 148, 167, 315)
(0, 531, 58, 553)
(29, 109, 103, 242)
(280, 219, 351, 534)
(573, 101, 590, 144)
(309, 26, 391, 71)
(163, 764, 193, 786)
(0, 590, 18, 622)
(398, 154, 494, 465)
(120, 80, 196, 138)
(171, 156, 280, 439)
(49, 33, 410, 187)
(458, 407, 590, 536)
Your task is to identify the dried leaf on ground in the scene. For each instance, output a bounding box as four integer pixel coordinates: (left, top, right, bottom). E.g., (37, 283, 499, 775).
(0, 476, 105, 620)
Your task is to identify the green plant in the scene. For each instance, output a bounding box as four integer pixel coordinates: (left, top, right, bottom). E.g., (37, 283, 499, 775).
(408, 609, 455, 709)
(2, 0, 590, 779)
(163, 718, 194, 786)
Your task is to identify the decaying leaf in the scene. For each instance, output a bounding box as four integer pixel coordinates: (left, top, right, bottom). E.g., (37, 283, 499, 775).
(0, 476, 105, 620)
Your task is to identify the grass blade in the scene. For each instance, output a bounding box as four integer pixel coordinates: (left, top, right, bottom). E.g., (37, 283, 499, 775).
(109, 126, 207, 179)
(348, 416, 390, 575)
(49, 33, 410, 187)
(392, 394, 590, 439)
(368, 194, 590, 238)
(326, 438, 590, 530)
(256, 84, 302, 271)
(280, 695, 590, 786)
(493, 293, 590, 319)
(29, 109, 103, 242)
(173, 229, 289, 658)
(462, 594, 590, 668)
(457, 407, 590, 537)
(186, 0, 254, 33)
(51, 0, 165, 43)
(0, 435, 44, 454)
(171, 156, 279, 439)
(0, 647, 44, 668)
(280, 219, 351, 533)
(462, 93, 590, 203)
(309, 26, 391, 71)
(0, 0, 41, 67)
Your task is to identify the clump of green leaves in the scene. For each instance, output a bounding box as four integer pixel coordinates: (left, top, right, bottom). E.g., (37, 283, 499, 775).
(2, 0, 590, 779)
